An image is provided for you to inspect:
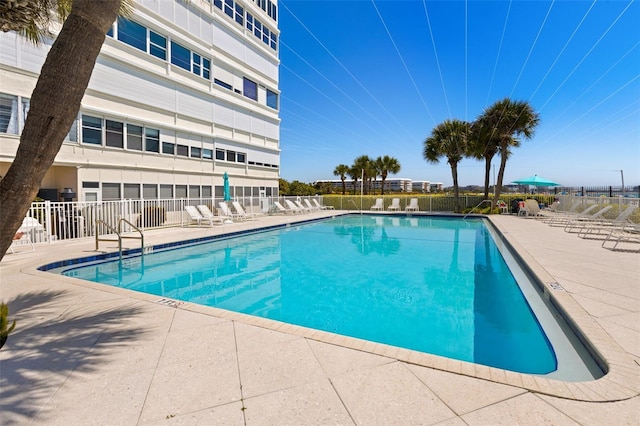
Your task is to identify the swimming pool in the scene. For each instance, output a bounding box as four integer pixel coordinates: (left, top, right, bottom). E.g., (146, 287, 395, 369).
(42, 214, 602, 380)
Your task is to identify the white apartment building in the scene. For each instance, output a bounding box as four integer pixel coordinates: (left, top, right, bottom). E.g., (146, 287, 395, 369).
(0, 0, 280, 204)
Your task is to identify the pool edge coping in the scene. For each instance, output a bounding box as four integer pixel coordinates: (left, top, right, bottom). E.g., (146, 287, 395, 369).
(29, 213, 640, 402)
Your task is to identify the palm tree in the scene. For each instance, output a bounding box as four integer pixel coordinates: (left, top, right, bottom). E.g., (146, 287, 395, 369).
(333, 164, 349, 195)
(468, 120, 500, 201)
(423, 120, 470, 213)
(478, 98, 540, 207)
(352, 155, 372, 195)
(0, 0, 128, 259)
(377, 155, 401, 195)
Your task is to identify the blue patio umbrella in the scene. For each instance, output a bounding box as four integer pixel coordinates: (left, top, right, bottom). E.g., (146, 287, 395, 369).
(223, 172, 231, 201)
(511, 175, 560, 187)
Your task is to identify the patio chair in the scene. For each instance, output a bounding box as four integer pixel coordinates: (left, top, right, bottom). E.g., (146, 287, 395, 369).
(573, 205, 639, 238)
(9, 216, 46, 254)
(219, 202, 243, 222)
(303, 199, 319, 211)
(405, 198, 419, 212)
(232, 201, 258, 221)
(294, 200, 312, 213)
(388, 198, 401, 211)
(285, 199, 305, 214)
(198, 205, 230, 224)
(370, 198, 384, 211)
(312, 199, 334, 210)
(273, 201, 294, 214)
(547, 204, 600, 227)
(562, 205, 613, 232)
(185, 205, 222, 226)
(601, 224, 640, 252)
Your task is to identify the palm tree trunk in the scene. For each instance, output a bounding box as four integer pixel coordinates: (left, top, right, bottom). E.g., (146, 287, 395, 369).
(483, 156, 492, 201)
(0, 0, 121, 260)
(451, 164, 460, 213)
(492, 147, 509, 208)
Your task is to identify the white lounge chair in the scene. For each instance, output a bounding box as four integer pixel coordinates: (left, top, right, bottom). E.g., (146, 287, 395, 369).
(185, 205, 221, 226)
(232, 201, 258, 220)
(562, 205, 613, 231)
(9, 216, 42, 253)
(547, 204, 600, 227)
(405, 198, 419, 212)
(219, 202, 242, 221)
(312, 199, 334, 210)
(370, 198, 384, 211)
(388, 198, 401, 211)
(571, 205, 638, 237)
(273, 201, 293, 214)
(198, 204, 229, 224)
(285, 199, 304, 214)
(295, 200, 312, 213)
(303, 199, 318, 211)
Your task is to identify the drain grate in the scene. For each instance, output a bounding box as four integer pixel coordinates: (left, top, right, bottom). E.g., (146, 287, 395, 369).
(156, 298, 184, 308)
(549, 282, 566, 291)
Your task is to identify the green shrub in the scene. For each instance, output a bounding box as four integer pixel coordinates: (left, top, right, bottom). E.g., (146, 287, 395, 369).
(1, 302, 16, 349)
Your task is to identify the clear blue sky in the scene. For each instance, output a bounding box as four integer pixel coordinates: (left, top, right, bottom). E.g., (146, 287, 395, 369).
(277, 0, 640, 188)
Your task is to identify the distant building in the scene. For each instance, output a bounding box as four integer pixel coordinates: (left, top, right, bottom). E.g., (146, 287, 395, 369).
(316, 178, 437, 193)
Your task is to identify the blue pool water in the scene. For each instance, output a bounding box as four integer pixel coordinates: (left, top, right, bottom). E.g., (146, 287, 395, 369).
(45, 215, 568, 375)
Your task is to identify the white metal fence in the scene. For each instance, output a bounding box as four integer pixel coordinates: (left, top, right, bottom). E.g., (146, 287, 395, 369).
(18, 194, 639, 246)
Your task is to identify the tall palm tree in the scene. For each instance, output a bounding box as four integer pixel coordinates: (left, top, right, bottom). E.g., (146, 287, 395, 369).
(423, 120, 470, 213)
(479, 98, 540, 207)
(333, 164, 349, 195)
(0, 0, 128, 259)
(352, 155, 372, 195)
(468, 120, 500, 201)
(377, 155, 401, 195)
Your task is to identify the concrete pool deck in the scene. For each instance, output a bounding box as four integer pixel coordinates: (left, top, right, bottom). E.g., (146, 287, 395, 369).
(0, 212, 638, 425)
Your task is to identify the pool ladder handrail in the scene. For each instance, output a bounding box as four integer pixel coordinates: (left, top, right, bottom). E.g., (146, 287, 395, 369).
(463, 200, 493, 219)
(95, 218, 145, 261)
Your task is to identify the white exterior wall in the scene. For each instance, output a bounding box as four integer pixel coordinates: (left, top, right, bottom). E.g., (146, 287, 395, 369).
(0, 0, 280, 201)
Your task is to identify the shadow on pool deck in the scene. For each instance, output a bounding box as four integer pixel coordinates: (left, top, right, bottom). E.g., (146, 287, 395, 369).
(1, 212, 638, 424)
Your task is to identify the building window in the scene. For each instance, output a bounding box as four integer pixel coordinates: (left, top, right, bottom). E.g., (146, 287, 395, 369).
(234, 3, 244, 25)
(191, 147, 201, 158)
(214, 79, 232, 90)
(105, 120, 124, 148)
(149, 31, 167, 60)
(127, 124, 143, 150)
(162, 142, 175, 155)
(171, 41, 191, 72)
(246, 13, 253, 32)
(189, 185, 200, 199)
(0, 94, 18, 134)
(117, 18, 146, 51)
(214, 0, 222, 10)
(224, 0, 233, 18)
(202, 148, 213, 159)
(177, 144, 189, 157)
(216, 149, 225, 160)
(227, 150, 236, 162)
(81, 115, 102, 145)
(102, 183, 121, 201)
(202, 185, 212, 198)
(175, 185, 187, 199)
(160, 184, 173, 199)
(124, 183, 140, 199)
(243, 78, 257, 101)
(237, 152, 246, 163)
(143, 184, 158, 199)
(203, 58, 211, 80)
(266, 89, 278, 109)
(145, 128, 160, 152)
(66, 117, 78, 142)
